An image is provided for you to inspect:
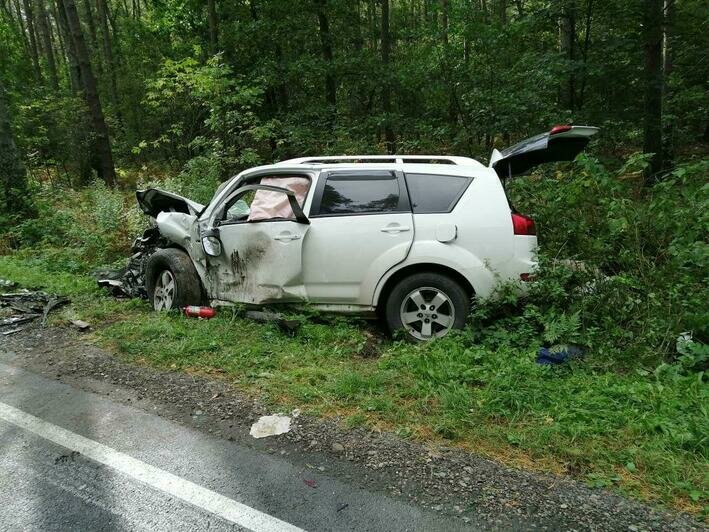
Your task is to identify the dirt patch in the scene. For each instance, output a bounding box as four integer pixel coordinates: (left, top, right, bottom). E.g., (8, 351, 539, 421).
(1, 323, 703, 531)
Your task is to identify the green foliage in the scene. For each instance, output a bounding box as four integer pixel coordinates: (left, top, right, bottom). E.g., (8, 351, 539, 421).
(9, 180, 143, 272)
(470, 155, 709, 367)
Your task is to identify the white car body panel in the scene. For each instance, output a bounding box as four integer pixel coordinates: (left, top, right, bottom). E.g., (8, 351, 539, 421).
(302, 212, 414, 304)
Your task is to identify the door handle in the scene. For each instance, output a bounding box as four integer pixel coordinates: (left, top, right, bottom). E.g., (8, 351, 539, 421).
(273, 233, 301, 241)
(380, 226, 410, 233)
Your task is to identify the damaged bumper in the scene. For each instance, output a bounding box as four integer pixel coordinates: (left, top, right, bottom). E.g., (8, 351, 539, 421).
(96, 227, 163, 298)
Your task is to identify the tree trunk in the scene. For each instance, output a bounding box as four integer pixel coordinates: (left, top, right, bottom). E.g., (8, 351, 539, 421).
(10, 0, 30, 55)
(380, 0, 395, 153)
(55, 0, 81, 92)
(63, 0, 116, 186)
(642, 0, 664, 182)
(559, 0, 576, 111)
(22, 0, 44, 81)
(662, 0, 674, 165)
(96, 0, 118, 110)
(0, 75, 31, 215)
(315, 0, 336, 114)
(577, 0, 593, 109)
(35, 0, 60, 89)
(81, 0, 101, 74)
(207, 0, 218, 54)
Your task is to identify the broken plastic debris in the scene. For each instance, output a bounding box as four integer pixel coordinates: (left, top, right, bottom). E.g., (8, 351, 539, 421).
(536, 344, 585, 365)
(303, 479, 317, 488)
(249, 414, 292, 438)
(70, 319, 91, 331)
(245, 310, 301, 335)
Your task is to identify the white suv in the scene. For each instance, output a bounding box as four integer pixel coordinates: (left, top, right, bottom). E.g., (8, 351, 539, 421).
(137, 126, 597, 341)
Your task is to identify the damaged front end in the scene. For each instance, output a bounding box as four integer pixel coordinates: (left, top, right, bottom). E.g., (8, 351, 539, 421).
(97, 188, 205, 299)
(96, 227, 164, 298)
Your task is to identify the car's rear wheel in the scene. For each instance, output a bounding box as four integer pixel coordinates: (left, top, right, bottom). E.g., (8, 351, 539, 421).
(384, 272, 469, 342)
(146, 248, 204, 311)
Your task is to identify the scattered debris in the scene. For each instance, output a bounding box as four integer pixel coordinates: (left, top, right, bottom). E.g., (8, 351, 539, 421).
(70, 320, 91, 331)
(303, 479, 317, 488)
(0, 290, 69, 330)
(96, 227, 163, 298)
(184, 306, 216, 319)
(0, 279, 17, 289)
(676, 331, 694, 354)
(41, 297, 69, 327)
(536, 344, 585, 365)
(245, 310, 301, 335)
(336, 503, 349, 512)
(357, 330, 381, 358)
(331, 442, 345, 453)
(2, 328, 24, 336)
(1, 314, 40, 327)
(54, 450, 80, 465)
(249, 414, 292, 438)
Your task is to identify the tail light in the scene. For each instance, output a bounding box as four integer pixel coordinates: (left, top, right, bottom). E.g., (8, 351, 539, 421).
(512, 213, 536, 235)
(550, 124, 572, 135)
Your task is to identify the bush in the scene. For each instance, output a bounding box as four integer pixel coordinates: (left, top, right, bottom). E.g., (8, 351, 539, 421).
(9, 180, 144, 272)
(472, 155, 709, 368)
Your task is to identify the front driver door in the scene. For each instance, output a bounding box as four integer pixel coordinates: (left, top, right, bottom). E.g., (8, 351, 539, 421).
(207, 183, 310, 304)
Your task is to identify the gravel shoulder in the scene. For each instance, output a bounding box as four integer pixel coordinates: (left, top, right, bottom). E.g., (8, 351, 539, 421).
(2, 323, 704, 531)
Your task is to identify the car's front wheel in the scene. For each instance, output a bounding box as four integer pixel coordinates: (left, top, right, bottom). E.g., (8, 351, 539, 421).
(146, 248, 204, 311)
(384, 272, 469, 342)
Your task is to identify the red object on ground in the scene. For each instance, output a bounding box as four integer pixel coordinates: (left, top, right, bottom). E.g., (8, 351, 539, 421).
(183, 306, 216, 319)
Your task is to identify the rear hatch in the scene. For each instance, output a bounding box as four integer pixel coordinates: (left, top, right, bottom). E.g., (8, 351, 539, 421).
(489, 125, 599, 178)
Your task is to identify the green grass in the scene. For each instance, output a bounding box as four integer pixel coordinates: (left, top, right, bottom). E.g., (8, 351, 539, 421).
(0, 255, 706, 517)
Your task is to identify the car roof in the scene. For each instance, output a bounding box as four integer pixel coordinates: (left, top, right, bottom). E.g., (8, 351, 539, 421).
(265, 155, 487, 177)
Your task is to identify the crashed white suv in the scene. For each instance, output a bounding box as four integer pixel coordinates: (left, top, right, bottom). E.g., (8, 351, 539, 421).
(136, 126, 598, 341)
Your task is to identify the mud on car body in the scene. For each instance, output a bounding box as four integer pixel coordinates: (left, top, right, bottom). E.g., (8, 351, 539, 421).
(114, 126, 598, 342)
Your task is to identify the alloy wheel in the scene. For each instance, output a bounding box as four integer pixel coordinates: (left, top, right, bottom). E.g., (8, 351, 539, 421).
(399, 286, 455, 340)
(153, 270, 176, 311)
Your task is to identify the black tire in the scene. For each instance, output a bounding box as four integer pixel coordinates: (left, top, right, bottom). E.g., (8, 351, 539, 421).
(145, 248, 204, 311)
(384, 272, 469, 342)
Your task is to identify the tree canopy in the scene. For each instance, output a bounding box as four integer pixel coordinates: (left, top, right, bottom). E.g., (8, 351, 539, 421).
(0, 0, 707, 195)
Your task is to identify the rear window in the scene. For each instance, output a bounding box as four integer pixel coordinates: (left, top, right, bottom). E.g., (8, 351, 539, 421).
(316, 173, 401, 215)
(405, 173, 472, 214)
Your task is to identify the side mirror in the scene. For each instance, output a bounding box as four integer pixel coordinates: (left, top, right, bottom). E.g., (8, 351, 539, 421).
(201, 228, 222, 257)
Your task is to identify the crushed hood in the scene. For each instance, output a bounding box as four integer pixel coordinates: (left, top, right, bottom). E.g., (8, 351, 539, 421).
(136, 188, 205, 218)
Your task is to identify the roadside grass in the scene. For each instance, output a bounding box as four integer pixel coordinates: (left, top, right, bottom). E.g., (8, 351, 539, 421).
(1, 255, 706, 517)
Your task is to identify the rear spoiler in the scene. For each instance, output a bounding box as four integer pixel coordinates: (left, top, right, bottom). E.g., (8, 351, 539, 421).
(490, 125, 599, 178)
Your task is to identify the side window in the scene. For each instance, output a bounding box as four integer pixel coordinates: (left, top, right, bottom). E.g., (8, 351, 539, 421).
(316, 173, 402, 216)
(220, 176, 310, 223)
(405, 173, 472, 214)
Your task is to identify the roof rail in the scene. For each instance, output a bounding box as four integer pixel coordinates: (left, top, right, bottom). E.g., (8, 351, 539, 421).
(276, 155, 481, 166)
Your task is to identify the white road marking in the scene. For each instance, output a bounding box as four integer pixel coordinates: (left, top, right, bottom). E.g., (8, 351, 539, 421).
(0, 401, 305, 532)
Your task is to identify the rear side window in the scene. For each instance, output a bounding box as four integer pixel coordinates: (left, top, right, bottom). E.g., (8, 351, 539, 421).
(316, 173, 401, 215)
(405, 173, 472, 214)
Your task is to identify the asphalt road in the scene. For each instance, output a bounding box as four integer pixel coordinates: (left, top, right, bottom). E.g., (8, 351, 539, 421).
(0, 357, 474, 532)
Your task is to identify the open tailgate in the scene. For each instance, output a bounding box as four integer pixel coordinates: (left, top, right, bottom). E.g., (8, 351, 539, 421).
(489, 125, 599, 178)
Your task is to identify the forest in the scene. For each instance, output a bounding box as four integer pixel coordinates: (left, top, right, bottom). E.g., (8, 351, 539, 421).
(0, 0, 707, 515)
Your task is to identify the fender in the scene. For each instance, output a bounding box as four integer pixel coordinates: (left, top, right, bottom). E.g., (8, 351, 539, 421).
(155, 212, 212, 296)
(371, 243, 498, 307)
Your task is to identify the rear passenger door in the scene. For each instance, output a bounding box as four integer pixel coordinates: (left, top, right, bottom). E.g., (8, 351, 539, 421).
(302, 170, 413, 305)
